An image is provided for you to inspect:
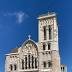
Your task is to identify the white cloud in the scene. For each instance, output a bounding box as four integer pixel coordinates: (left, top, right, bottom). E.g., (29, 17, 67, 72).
(16, 11, 28, 24)
(3, 11, 29, 24)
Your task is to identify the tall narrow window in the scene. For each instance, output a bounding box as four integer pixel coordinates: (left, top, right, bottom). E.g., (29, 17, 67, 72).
(43, 61, 46, 68)
(43, 44, 45, 50)
(32, 56, 34, 68)
(14, 64, 17, 70)
(48, 61, 52, 67)
(48, 43, 51, 50)
(49, 25, 52, 39)
(25, 56, 27, 69)
(22, 59, 24, 69)
(35, 58, 37, 68)
(43, 26, 46, 40)
(61, 67, 62, 70)
(28, 55, 30, 69)
(10, 64, 13, 71)
(63, 67, 64, 71)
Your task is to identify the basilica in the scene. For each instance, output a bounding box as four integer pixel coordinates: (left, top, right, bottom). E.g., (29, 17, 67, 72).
(5, 12, 67, 72)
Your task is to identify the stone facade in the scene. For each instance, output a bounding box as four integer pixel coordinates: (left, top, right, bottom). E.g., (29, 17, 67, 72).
(5, 12, 67, 72)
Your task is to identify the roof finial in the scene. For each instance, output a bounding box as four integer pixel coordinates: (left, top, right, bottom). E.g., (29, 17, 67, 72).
(28, 35, 31, 40)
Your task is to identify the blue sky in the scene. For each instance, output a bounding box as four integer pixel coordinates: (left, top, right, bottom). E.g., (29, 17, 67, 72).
(0, 0, 72, 72)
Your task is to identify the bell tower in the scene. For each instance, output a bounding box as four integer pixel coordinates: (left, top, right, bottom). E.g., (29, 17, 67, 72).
(38, 12, 61, 72)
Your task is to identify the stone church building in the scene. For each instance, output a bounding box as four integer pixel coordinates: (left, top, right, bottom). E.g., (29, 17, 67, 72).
(5, 12, 67, 72)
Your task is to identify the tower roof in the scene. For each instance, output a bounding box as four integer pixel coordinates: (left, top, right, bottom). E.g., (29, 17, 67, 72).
(37, 12, 56, 19)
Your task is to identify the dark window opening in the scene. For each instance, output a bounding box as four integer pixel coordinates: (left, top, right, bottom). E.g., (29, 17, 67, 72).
(32, 56, 34, 68)
(28, 55, 30, 69)
(22, 59, 24, 69)
(35, 58, 37, 68)
(49, 51, 51, 54)
(43, 61, 46, 68)
(10, 64, 13, 71)
(43, 26, 46, 40)
(25, 56, 27, 69)
(61, 67, 62, 70)
(43, 44, 45, 50)
(14, 64, 17, 70)
(49, 25, 52, 39)
(48, 43, 51, 50)
(48, 61, 52, 67)
(63, 67, 64, 71)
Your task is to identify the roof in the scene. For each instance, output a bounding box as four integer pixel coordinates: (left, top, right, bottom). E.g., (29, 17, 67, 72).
(21, 39, 38, 49)
(10, 38, 38, 53)
(10, 48, 18, 53)
(37, 12, 56, 19)
(9, 35, 38, 53)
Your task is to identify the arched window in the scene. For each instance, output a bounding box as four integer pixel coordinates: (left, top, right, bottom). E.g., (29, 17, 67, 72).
(32, 56, 34, 68)
(43, 44, 45, 50)
(48, 43, 51, 50)
(43, 61, 46, 68)
(10, 64, 13, 71)
(25, 56, 27, 69)
(49, 25, 52, 39)
(14, 64, 17, 70)
(43, 26, 46, 40)
(28, 55, 30, 69)
(35, 58, 37, 68)
(22, 59, 24, 69)
(48, 61, 52, 67)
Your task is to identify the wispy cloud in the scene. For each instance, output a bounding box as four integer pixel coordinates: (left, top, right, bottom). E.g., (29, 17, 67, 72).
(16, 11, 28, 24)
(3, 11, 29, 24)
